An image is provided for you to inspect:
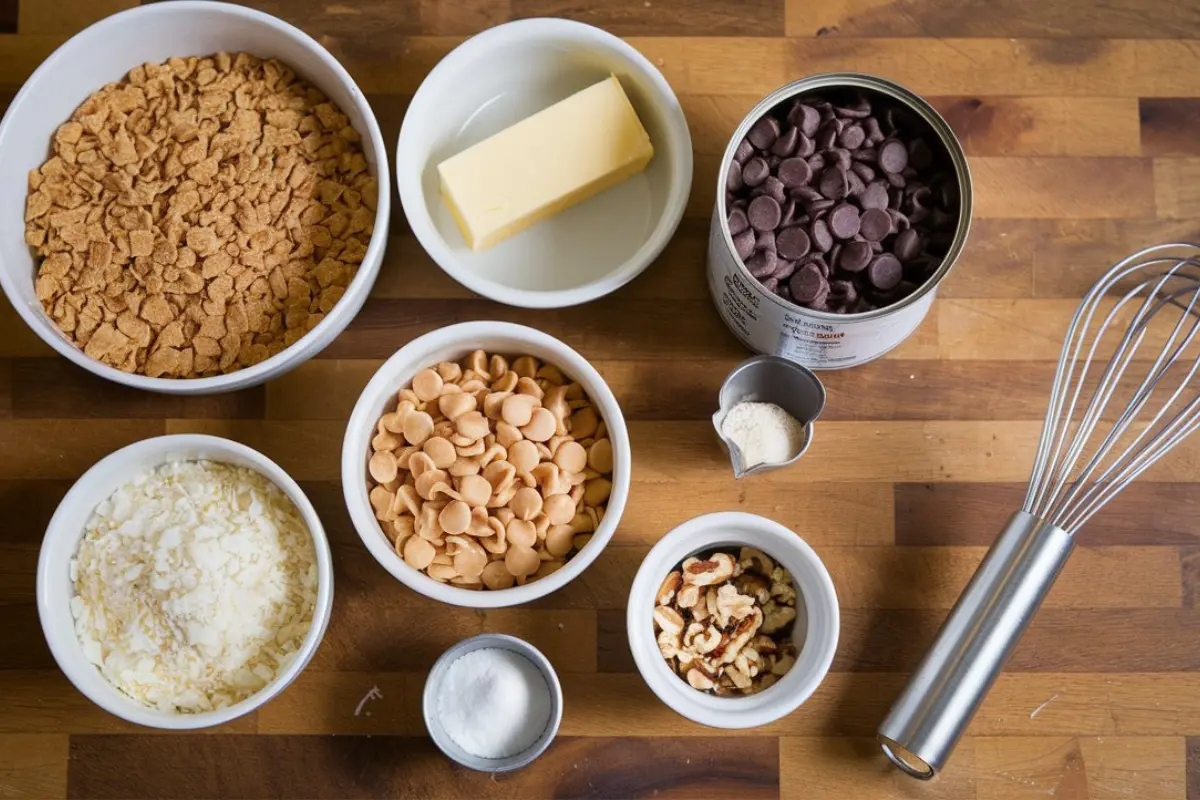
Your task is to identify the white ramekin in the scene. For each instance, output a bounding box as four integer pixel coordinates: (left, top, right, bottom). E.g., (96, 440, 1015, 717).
(627, 512, 839, 729)
(36, 434, 335, 729)
(0, 1, 391, 394)
(341, 321, 631, 608)
(396, 18, 692, 309)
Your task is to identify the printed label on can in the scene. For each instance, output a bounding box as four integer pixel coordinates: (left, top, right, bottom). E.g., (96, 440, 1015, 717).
(707, 211, 934, 369)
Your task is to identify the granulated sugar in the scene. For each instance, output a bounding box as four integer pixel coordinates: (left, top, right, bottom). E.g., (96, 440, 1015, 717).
(721, 401, 807, 469)
(69, 460, 317, 713)
(437, 648, 552, 759)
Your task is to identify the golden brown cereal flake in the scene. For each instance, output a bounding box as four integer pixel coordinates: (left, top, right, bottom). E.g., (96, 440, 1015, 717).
(26, 52, 378, 378)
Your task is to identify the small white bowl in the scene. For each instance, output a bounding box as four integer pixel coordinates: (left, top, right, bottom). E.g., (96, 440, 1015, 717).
(0, 1, 391, 394)
(36, 434, 335, 729)
(627, 512, 839, 729)
(396, 18, 692, 309)
(341, 321, 631, 608)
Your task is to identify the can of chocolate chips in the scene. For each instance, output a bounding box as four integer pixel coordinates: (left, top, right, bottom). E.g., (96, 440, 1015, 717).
(707, 73, 972, 369)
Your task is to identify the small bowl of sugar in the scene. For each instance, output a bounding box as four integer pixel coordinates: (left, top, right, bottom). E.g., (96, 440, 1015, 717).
(713, 356, 827, 478)
(423, 633, 563, 772)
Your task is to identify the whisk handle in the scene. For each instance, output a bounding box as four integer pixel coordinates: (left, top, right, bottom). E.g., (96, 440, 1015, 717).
(877, 511, 1074, 779)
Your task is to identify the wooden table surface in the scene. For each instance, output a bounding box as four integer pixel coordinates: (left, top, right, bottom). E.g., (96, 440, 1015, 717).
(4, 0, 1200, 798)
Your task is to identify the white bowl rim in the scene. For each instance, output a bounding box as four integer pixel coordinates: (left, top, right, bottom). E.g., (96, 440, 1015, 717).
(0, 0, 392, 394)
(36, 433, 335, 729)
(395, 17, 693, 309)
(626, 511, 840, 729)
(341, 320, 631, 608)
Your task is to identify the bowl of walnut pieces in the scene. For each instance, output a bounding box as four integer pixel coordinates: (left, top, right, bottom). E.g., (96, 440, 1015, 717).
(342, 321, 630, 608)
(0, 2, 389, 393)
(627, 512, 839, 728)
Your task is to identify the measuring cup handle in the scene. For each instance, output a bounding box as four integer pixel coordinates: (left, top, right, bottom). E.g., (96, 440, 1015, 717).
(876, 511, 1075, 779)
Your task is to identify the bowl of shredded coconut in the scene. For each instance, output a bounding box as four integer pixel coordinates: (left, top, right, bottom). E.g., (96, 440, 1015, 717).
(36, 434, 333, 729)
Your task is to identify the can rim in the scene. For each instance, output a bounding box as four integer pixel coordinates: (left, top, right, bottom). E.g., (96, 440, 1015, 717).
(716, 72, 974, 322)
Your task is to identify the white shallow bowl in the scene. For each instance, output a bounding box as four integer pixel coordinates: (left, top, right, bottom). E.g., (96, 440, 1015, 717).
(37, 434, 335, 729)
(627, 512, 839, 729)
(0, 1, 391, 394)
(396, 18, 692, 309)
(342, 321, 631, 608)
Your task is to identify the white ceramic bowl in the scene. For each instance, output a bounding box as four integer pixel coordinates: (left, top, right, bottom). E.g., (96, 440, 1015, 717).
(627, 512, 839, 729)
(342, 321, 631, 608)
(396, 18, 692, 309)
(0, 1, 391, 394)
(36, 434, 335, 729)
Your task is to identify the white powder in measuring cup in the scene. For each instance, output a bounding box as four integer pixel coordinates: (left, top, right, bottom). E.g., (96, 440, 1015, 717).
(721, 401, 807, 469)
(437, 648, 553, 759)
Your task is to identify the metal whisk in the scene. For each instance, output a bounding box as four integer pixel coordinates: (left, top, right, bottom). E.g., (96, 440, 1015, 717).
(878, 243, 1200, 780)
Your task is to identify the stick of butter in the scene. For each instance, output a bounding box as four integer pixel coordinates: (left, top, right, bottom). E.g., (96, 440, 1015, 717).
(437, 75, 654, 251)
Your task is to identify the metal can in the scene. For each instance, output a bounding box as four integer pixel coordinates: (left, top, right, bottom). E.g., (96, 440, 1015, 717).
(707, 73, 973, 369)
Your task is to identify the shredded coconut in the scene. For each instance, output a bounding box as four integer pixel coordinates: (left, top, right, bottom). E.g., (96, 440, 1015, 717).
(721, 401, 807, 469)
(69, 460, 318, 713)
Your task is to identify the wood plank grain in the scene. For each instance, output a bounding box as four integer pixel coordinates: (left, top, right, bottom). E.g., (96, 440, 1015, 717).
(0, 604, 52, 669)
(66, 735, 779, 799)
(1141, 99, 1200, 157)
(512, 0, 785, 36)
(0, 359, 10, 418)
(0, 421, 161, 478)
(16, 0, 133, 33)
(0, 543, 35, 603)
(779, 736, 977, 799)
(896, 483, 1200, 546)
(228, 0, 509, 37)
(838, 608, 1200, 672)
(0, 300, 55, 359)
(932, 96, 1141, 157)
(1154, 159, 1200, 219)
(0, 480, 70, 543)
(0, 672, 255, 735)
(940, 219, 1037, 298)
(937, 298, 1079, 360)
(973, 736, 1185, 800)
(969, 157, 1154, 220)
(323, 298, 746, 361)
(9, 359, 264, 419)
(1186, 547, 1200, 607)
(0, 734, 67, 800)
(784, 0, 1200, 38)
(826, 546, 1180, 609)
(1190, 737, 1200, 800)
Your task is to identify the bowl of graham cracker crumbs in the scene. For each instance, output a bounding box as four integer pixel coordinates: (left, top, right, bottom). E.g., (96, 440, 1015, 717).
(0, 1, 390, 393)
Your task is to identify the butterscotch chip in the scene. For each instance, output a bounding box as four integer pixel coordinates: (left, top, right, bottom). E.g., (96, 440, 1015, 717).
(26, 52, 377, 378)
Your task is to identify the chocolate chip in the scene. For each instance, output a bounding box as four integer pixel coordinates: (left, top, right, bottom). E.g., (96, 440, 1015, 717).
(806, 153, 827, 173)
(731, 197, 748, 211)
(761, 276, 779, 293)
(746, 249, 778, 278)
(734, 228, 756, 260)
(867, 253, 903, 290)
(888, 187, 904, 209)
(930, 207, 956, 230)
(811, 218, 833, 252)
(734, 138, 755, 165)
(840, 124, 866, 150)
(908, 205, 929, 224)
(777, 157, 812, 188)
(879, 139, 909, 173)
(936, 178, 959, 210)
(908, 138, 934, 170)
(847, 170, 866, 197)
(782, 213, 809, 229)
(762, 176, 786, 204)
(772, 126, 799, 157)
(834, 94, 872, 119)
(791, 185, 823, 203)
(894, 228, 921, 261)
(816, 123, 838, 151)
(887, 208, 910, 232)
(727, 207, 749, 236)
(869, 240, 884, 254)
(830, 148, 852, 172)
(819, 167, 847, 201)
(742, 156, 769, 187)
(768, 155, 782, 170)
(748, 195, 782, 231)
(727, 161, 744, 192)
(796, 132, 816, 158)
(804, 198, 834, 217)
(851, 161, 876, 183)
(747, 116, 781, 149)
(790, 103, 821, 137)
(885, 170, 907, 189)
(804, 253, 830, 279)
(755, 229, 776, 252)
(772, 258, 797, 280)
(853, 147, 877, 163)
(864, 116, 884, 144)
(861, 181, 889, 210)
(789, 263, 829, 303)
(838, 241, 872, 272)
(777, 227, 811, 260)
(859, 208, 892, 242)
(780, 198, 797, 226)
(829, 203, 861, 240)
(829, 279, 858, 306)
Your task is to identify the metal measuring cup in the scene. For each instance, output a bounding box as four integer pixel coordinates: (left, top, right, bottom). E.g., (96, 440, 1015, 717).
(713, 356, 827, 478)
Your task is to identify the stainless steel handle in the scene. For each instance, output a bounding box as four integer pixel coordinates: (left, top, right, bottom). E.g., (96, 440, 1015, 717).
(877, 511, 1075, 779)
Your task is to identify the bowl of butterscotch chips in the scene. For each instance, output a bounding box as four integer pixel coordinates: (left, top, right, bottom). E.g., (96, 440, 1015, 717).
(0, 2, 390, 393)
